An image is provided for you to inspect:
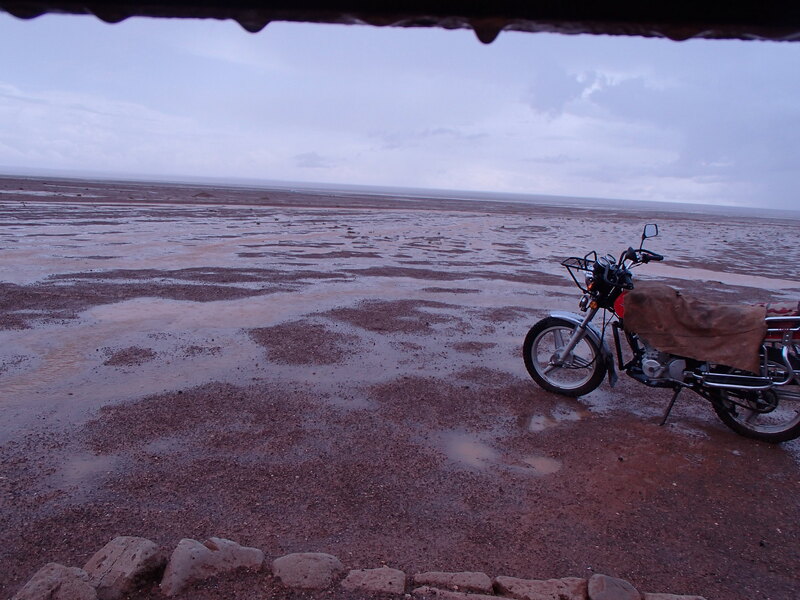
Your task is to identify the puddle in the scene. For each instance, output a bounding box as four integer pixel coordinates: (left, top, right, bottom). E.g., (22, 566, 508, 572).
(143, 434, 194, 456)
(4, 197, 799, 457)
(51, 452, 118, 489)
(445, 434, 498, 467)
(521, 455, 562, 475)
(528, 415, 557, 433)
(0, 190, 103, 198)
(439, 431, 562, 476)
(528, 404, 586, 432)
(645, 263, 799, 291)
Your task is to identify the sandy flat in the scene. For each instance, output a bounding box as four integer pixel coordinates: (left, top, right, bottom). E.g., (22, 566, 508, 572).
(1, 176, 799, 600)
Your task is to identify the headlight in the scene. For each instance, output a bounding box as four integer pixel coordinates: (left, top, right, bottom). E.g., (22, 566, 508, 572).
(579, 293, 590, 311)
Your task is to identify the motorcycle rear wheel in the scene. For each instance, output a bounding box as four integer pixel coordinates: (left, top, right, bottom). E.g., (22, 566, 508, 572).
(523, 317, 606, 397)
(712, 386, 800, 443)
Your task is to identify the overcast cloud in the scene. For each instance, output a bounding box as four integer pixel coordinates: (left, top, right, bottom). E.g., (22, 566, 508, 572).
(0, 14, 798, 208)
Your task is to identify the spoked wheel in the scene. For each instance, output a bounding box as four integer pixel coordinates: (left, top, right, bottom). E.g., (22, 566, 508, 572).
(523, 317, 606, 397)
(712, 386, 800, 443)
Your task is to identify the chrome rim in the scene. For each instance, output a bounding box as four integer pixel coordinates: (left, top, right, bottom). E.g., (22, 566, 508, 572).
(721, 387, 800, 434)
(530, 325, 597, 390)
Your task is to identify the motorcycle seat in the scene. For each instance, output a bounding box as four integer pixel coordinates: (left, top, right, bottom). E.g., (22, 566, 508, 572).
(623, 281, 766, 373)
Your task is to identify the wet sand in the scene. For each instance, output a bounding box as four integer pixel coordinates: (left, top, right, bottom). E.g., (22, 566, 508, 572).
(1, 176, 799, 600)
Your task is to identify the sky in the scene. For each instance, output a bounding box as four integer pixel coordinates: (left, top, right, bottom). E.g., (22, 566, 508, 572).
(0, 14, 799, 209)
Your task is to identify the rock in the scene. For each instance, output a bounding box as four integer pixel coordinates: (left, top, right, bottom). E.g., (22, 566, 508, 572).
(272, 552, 345, 590)
(588, 574, 640, 600)
(342, 566, 406, 594)
(160, 537, 264, 596)
(413, 585, 497, 600)
(83, 536, 166, 600)
(413, 571, 493, 594)
(12, 563, 97, 600)
(495, 575, 588, 600)
(642, 595, 706, 600)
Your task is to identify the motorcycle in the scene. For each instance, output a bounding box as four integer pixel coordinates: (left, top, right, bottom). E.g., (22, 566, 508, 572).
(522, 224, 800, 443)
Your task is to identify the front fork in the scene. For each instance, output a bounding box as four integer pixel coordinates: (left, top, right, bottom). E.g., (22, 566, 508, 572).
(545, 307, 600, 373)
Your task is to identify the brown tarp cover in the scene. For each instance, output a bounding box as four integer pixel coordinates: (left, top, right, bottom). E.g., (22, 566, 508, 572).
(623, 281, 766, 373)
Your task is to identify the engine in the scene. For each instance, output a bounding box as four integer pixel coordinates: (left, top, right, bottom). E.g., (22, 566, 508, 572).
(641, 344, 687, 381)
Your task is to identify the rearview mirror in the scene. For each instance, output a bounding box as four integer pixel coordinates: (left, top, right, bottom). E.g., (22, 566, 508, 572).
(642, 223, 659, 240)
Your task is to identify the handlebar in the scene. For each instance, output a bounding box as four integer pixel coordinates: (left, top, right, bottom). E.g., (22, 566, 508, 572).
(622, 247, 664, 264)
(562, 234, 664, 294)
(639, 249, 664, 263)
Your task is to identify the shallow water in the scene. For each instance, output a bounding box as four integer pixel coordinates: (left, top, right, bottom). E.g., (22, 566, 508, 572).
(2, 195, 799, 446)
(645, 263, 800, 291)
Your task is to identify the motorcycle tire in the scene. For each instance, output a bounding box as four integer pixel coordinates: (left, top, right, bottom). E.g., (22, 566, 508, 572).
(711, 349, 800, 443)
(712, 386, 800, 444)
(523, 317, 606, 397)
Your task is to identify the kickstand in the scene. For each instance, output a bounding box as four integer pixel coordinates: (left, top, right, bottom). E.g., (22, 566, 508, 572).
(660, 387, 682, 426)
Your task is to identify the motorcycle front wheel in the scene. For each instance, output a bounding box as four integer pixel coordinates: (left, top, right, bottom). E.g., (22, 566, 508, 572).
(712, 385, 800, 443)
(523, 317, 606, 397)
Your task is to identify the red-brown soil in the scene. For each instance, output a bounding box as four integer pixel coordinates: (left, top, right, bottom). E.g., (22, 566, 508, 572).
(102, 346, 158, 366)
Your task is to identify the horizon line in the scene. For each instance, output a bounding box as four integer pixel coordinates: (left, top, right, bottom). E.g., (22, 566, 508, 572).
(1, 166, 797, 219)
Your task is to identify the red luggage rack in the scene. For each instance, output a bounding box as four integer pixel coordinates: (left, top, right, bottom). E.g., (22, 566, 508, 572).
(765, 315, 800, 342)
(764, 302, 800, 342)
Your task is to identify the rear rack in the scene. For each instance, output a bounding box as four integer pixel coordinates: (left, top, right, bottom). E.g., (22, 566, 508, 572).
(765, 315, 800, 342)
(766, 315, 800, 329)
(765, 315, 800, 339)
(763, 315, 800, 385)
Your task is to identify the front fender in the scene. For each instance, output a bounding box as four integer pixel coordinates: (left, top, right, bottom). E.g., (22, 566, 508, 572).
(549, 311, 618, 387)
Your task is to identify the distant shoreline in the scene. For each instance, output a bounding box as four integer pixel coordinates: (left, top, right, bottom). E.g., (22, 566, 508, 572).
(1, 172, 798, 222)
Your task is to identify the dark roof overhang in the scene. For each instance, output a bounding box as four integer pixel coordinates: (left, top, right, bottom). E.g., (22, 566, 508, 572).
(1, 1, 799, 44)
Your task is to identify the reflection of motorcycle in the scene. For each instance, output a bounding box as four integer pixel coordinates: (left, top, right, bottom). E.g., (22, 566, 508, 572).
(523, 225, 800, 443)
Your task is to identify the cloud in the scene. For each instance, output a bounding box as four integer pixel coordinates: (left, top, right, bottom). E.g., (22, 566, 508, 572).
(293, 152, 334, 169)
(373, 127, 488, 150)
(526, 63, 593, 116)
(0, 16, 798, 209)
(581, 68, 800, 207)
(525, 154, 575, 165)
(0, 81, 264, 175)
(174, 29, 289, 73)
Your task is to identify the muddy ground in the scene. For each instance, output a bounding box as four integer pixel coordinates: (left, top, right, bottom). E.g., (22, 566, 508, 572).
(1, 176, 799, 600)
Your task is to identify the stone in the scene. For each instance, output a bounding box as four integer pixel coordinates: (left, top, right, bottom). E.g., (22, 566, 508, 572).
(272, 552, 345, 590)
(413, 571, 493, 594)
(160, 537, 264, 596)
(83, 536, 166, 600)
(342, 566, 406, 594)
(642, 595, 706, 600)
(588, 574, 640, 600)
(495, 575, 588, 600)
(413, 585, 498, 600)
(12, 563, 97, 600)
